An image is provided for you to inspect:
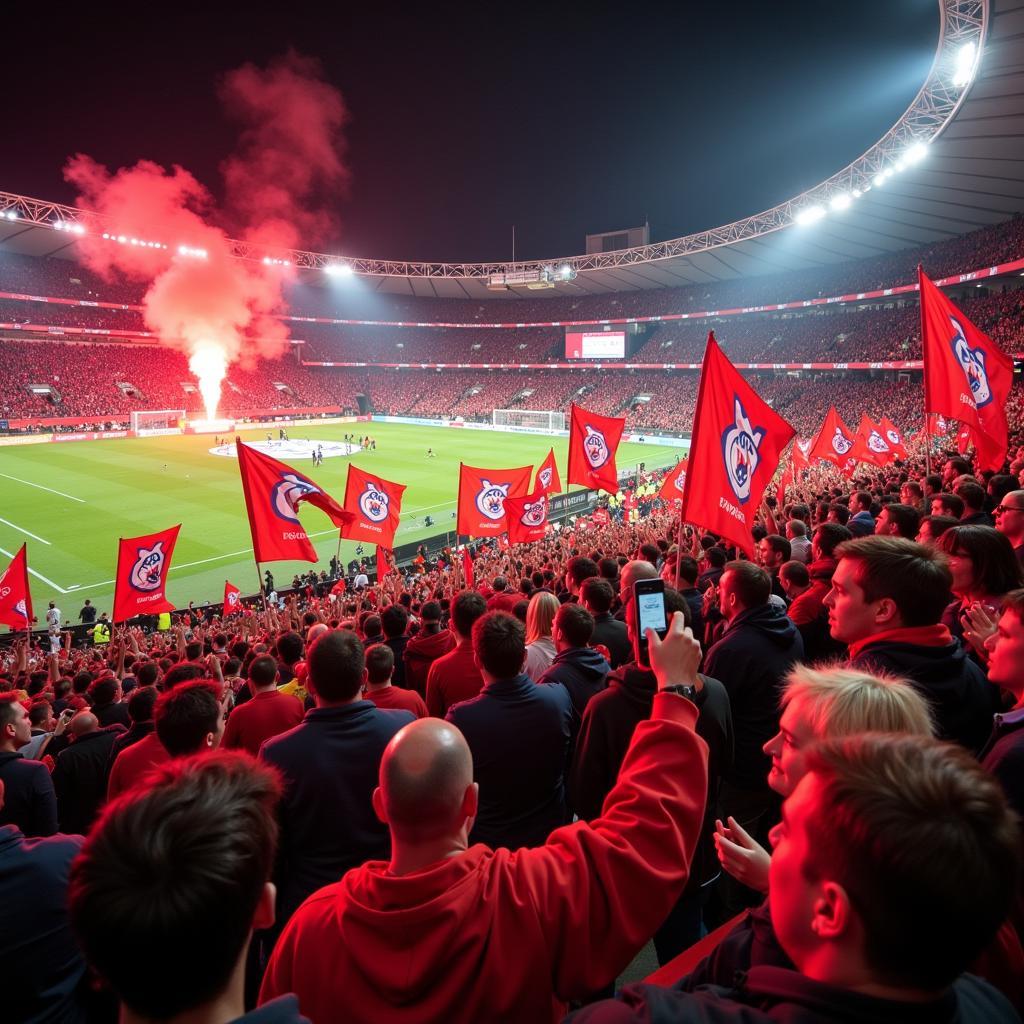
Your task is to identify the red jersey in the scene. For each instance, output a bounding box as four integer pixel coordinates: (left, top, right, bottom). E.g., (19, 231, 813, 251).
(364, 685, 428, 719)
(107, 732, 171, 801)
(425, 639, 484, 718)
(222, 690, 306, 757)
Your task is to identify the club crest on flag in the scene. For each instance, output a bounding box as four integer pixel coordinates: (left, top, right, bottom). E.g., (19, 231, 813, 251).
(674, 469, 686, 493)
(226, 591, 240, 609)
(539, 466, 553, 489)
(14, 599, 26, 618)
(583, 425, 611, 469)
(831, 428, 854, 456)
(358, 482, 390, 523)
(273, 473, 320, 523)
(721, 397, 765, 504)
(949, 316, 992, 407)
(129, 542, 167, 593)
(519, 496, 547, 527)
(867, 430, 890, 454)
(886, 428, 900, 446)
(476, 479, 511, 520)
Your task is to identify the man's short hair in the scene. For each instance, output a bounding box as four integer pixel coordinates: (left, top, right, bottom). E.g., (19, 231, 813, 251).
(814, 522, 853, 558)
(787, 519, 807, 538)
(492, 576, 508, 592)
(882, 503, 920, 539)
(154, 682, 222, 757)
(779, 560, 809, 589)
(135, 662, 159, 688)
(0, 693, 22, 734)
(828, 503, 850, 525)
(451, 590, 487, 637)
(675, 555, 699, 586)
(127, 686, 159, 724)
(723, 560, 771, 608)
(28, 700, 52, 728)
(598, 557, 619, 582)
(579, 577, 614, 615)
(365, 643, 395, 685)
(955, 481, 986, 513)
(306, 630, 365, 702)
(88, 677, 119, 707)
(801, 733, 1020, 990)
(276, 631, 304, 666)
(162, 662, 204, 690)
(932, 492, 965, 518)
(555, 602, 595, 648)
(762, 534, 791, 563)
(420, 601, 442, 623)
(836, 535, 952, 626)
(68, 752, 281, 1019)
(472, 612, 526, 680)
(362, 615, 382, 638)
(853, 490, 871, 511)
(380, 604, 408, 640)
(248, 655, 278, 689)
(566, 556, 599, 588)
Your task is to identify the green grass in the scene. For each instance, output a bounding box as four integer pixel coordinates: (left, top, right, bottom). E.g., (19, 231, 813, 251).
(0, 422, 681, 621)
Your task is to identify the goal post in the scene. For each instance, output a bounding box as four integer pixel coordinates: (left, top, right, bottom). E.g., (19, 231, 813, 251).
(130, 409, 186, 436)
(492, 409, 566, 431)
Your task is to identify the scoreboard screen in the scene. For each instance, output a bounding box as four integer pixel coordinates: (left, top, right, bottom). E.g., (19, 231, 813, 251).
(565, 331, 626, 359)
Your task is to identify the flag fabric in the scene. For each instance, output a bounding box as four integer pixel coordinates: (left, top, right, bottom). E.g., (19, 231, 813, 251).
(113, 525, 181, 623)
(678, 332, 795, 557)
(880, 417, 908, 460)
(809, 406, 858, 470)
(376, 546, 392, 580)
(461, 547, 474, 589)
(456, 463, 533, 537)
(504, 490, 549, 545)
(658, 458, 688, 503)
(223, 581, 241, 617)
(341, 465, 406, 548)
(852, 413, 893, 467)
(236, 440, 353, 563)
(0, 544, 33, 631)
(567, 404, 626, 494)
(919, 266, 1013, 471)
(534, 448, 562, 494)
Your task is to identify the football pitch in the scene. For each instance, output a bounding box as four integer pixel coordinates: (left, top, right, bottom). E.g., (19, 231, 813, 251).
(0, 422, 682, 621)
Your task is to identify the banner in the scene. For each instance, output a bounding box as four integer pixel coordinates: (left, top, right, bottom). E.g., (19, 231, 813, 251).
(0, 544, 33, 631)
(236, 440, 353, 563)
(567, 404, 626, 494)
(534, 447, 562, 494)
(880, 417, 908, 460)
(920, 265, 1013, 471)
(504, 491, 549, 545)
(113, 525, 181, 623)
(462, 547, 475, 589)
(852, 413, 893, 467)
(456, 462, 532, 537)
(342, 465, 406, 548)
(377, 546, 392, 580)
(657, 458, 688, 503)
(224, 581, 241, 617)
(809, 406, 858, 474)
(678, 332, 795, 557)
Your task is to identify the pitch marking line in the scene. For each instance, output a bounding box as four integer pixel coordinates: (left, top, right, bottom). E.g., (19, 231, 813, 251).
(0, 545, 69, 594)
(0, 517, 51, 545)
(0, 472, 86, 503)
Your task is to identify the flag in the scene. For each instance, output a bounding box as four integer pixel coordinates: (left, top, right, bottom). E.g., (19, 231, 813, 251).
(224, 581, 241, 617)
(0, 544, 32, 631)
(456, 462, 532, 537)
(880, 417, 908, 460)
(567, 404, 626, 493)
(809, 406, 858, 470)
(678, 332, 795, 557)
(504, 490, 549, 544)
(376, 545, 392, 580)
(113, 525, 181, 623)
(657, 458, 688, 503)
(534, 447, 562, 494)
(461, 547, 474, 588)
(236, 439, 354, 563)
(919, 266, 1013, 471)
(852, 413, 893, 467)
(342, 465, 406, 548)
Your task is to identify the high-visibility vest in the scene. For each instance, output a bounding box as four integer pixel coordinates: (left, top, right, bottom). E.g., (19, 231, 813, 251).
(94, 621, 111, 645)
(157, 612, 172, 632)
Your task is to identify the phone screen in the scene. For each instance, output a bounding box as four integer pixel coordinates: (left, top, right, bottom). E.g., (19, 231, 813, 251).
(637, 589, 667, 635)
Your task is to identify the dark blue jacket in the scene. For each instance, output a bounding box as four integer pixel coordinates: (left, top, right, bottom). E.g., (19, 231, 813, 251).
(51, 725, 125, 836)
(259, 701, 413, 924)
(537, 645, 610, 739)
(0, 825, 87, 1023)
(0, 750, 58, 837)
(447, 672, 573, 849)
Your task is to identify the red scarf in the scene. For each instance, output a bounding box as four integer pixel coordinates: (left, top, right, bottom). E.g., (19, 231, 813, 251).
(847, 623, 952, 663)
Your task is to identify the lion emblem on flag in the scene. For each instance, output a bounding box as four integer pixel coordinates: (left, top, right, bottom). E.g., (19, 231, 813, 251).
(130, 542, 166, 593)
(520, 497, 547, 527)
(273, 473, 320, 523)
(949, 315, 992, 407)
(721, 396, 765, 504)
(831, 428, 853, 456)
(358, 482, 390, 523)
(476, 479, 511, 520)
(583, 425, 610, 469)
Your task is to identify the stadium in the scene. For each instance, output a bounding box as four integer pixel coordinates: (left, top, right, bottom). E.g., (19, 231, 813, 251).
(2, 1, 1024, 1021)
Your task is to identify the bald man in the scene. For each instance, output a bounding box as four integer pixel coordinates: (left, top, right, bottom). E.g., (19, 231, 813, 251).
(51, 710, 125, 834)
(262, 612, 710, 1023)
(615, 559, 658, 621)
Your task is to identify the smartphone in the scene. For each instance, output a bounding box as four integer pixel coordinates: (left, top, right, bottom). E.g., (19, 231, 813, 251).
(633, 578, 668, 668)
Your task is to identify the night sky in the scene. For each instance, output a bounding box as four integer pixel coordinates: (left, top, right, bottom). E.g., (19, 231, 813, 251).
(1, 1, 937, 263)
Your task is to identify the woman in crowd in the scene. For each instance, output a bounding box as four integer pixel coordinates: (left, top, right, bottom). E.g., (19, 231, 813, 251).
(524, 591, 560, 681)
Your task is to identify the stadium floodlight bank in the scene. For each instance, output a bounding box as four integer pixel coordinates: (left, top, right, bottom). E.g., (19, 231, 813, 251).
(492, 409, 566, 431)
(130, 409, 185, 436)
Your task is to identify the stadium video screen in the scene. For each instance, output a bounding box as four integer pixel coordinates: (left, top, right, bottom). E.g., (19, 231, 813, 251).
(565, 330, 626, 359)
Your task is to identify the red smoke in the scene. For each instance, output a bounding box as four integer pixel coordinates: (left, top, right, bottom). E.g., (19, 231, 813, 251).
(64, 52, 348, 419)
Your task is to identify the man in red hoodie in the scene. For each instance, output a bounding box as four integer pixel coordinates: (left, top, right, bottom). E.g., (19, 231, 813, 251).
(425, 590, 487, 717)
(402, 602, 455, 696)
(260, 613, 709, 1023)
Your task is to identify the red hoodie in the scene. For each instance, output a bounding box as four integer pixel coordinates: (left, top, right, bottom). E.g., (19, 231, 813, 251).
(402, 626, 456, 696)
(260, 694, 708, 1023)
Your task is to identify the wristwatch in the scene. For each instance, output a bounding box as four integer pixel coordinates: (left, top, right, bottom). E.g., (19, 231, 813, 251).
(661, 683, 699, 702)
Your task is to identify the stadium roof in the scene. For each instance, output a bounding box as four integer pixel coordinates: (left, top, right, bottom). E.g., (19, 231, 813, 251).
(1, 0, 1021, 300)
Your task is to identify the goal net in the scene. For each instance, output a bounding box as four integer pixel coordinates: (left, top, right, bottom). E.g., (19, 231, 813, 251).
(130, 410, 185, 436)
(492, 409, 566, 431)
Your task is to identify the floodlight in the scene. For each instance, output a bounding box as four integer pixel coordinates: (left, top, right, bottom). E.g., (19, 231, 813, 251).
(952, 41, 977, 88)
(794, 205, 826, 226)
(905, 143, 928, 164)
(830, 193, 852, 211)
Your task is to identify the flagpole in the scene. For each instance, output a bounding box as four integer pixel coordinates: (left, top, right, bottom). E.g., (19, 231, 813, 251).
(254, 558, 268, 614)
(335, 532, 343, 578)
(674, 512, 684, 590)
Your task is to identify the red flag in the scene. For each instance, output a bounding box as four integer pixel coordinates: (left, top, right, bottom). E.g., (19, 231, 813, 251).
(678, 332, 795, 557)
(852, 413, 894, 467)
(534, 447, 562, 494)
(457, 463, 532, 537)
(920, 266, 1013, 471)
(880, 417, 908, 460)
(341, 465, 406, 548)
(376, 546, 392, 580)
(793, 438, 812, 468)
(223, 580, 241, 617)
(567, 404, 626, 493)
(113, 525, 181, 623)
(236, 440, 353, 563)
(0, 544, 33, 631)
(504, 490, 549, 545)
(461, 547, 474, 589)
(657, 458, 688, 503)
(809, 406, 858, 470)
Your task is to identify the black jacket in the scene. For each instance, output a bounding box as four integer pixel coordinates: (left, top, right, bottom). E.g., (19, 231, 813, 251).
(590, 613, 632, 669)
(51, 725, 126, 835)
(537, 645, 611, 738)
(704, 605, 804, 791)
(384, 635, 409, 689)
(0, 750, 58, 837)
(94, 701, 131, 730)
(850, 638, 996, 754)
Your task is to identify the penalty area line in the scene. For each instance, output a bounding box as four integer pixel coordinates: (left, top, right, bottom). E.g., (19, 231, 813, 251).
(0, 472, 86, 503)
